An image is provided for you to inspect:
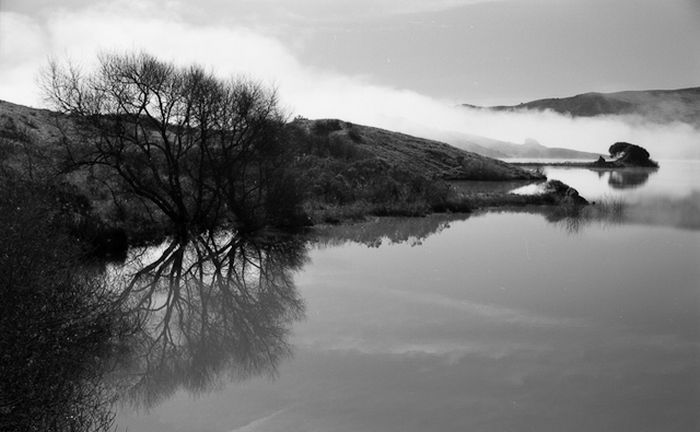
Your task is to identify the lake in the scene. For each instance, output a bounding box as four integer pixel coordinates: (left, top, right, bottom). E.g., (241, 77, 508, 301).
(117, 160, 700, 432)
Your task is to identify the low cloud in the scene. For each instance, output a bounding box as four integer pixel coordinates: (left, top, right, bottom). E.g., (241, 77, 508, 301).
(1, 1, 697, 159)
(433, 109, 700, 159)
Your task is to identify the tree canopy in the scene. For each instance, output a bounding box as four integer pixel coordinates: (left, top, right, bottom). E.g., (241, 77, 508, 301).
(43, 52, 304, 237)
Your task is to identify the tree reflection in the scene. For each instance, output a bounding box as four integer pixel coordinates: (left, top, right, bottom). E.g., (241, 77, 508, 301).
(1, 174, 308, 428)
(607, 168, 656, 189)
(115, 231, 307, 409)
(313, 214, 466, 248)
(538, 198, 627, 234)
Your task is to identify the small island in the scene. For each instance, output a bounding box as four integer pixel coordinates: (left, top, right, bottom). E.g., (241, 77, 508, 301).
(511, 141, 659, 169)
(591, 142, 659, 168)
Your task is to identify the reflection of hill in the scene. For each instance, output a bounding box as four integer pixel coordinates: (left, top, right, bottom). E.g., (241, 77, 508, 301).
(314, 190, 700, 249)
(313, 214, 471, 248)
(115, 232, 307, 409)
(535, 193, 700, 232)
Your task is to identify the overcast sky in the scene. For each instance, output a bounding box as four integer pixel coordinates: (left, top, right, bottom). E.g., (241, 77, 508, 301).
(1, 0, 699, 154)
(2, 0, 699, 106)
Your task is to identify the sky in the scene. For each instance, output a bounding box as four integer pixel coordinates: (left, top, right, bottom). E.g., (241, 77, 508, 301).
(1, 0, 699, 155)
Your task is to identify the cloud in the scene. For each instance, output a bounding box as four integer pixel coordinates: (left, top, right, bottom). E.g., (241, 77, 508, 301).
(2, 0, 507, 30)
(166, 0, 509, 26)
(0, 0, 698, 159)
(0, 12, 49, 104)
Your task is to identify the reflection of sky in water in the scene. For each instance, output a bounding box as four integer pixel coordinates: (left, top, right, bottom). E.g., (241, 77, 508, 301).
(539, 160, 700, 202)
(118, 163, 700, 432)
(510, 182, 546, 195)
(512, 161, 700, 231)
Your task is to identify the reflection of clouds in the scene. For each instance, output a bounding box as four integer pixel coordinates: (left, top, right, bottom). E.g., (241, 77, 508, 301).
(295, 319, 699, 383)
(293, 286, 581, 363)
(284, 208, 697, 431)
(116, 214, 698, 431)
(299, 336, 551, 363)
(510, 183, 546, 195)
(241, 336, 699, 432)
(382, 288, 579, 327)
(295, 275, 697, 381)
(228, 407, 292, 432)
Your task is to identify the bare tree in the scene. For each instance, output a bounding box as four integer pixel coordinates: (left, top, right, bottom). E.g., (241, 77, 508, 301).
(43, 52, 299, 237)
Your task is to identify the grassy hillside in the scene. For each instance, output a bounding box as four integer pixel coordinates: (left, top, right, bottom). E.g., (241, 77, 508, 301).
(0, 100, 65, 143)
(466, 87, 700, 126)
(283, 118, 547, 222)
(0, 101, 540, 181)
(288, 118, 541, 181)
(350, 123, 601, 161)
(1, 100, 580, 237)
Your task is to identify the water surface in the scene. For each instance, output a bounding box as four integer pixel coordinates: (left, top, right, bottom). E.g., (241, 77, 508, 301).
(117, 161, 700, 432)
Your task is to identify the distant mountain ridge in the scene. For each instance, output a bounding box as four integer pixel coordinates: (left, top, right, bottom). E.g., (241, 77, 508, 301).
(463, 87, 700, 126)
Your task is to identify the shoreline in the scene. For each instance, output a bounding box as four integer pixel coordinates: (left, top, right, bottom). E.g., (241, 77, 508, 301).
(508, 161, 660, 169)
(306, 178, 588, 226)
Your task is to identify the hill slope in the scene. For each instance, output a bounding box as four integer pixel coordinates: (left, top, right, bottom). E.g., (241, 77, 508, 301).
(0, 100, 65, 144)
(0, 100, 540, 182)
(464, 87, 700, 126)
(287, 118, 541, 180)
(0, 99, 540, 181)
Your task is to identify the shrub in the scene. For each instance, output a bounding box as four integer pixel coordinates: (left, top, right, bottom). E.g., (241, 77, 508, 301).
(312, 119, 343, 135)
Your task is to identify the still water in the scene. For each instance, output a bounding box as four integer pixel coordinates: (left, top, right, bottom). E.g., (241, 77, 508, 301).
(118, 161, 700, 432)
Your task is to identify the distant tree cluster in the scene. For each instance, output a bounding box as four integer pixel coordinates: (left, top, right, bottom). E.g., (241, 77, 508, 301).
(608, 142, 658, 167)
